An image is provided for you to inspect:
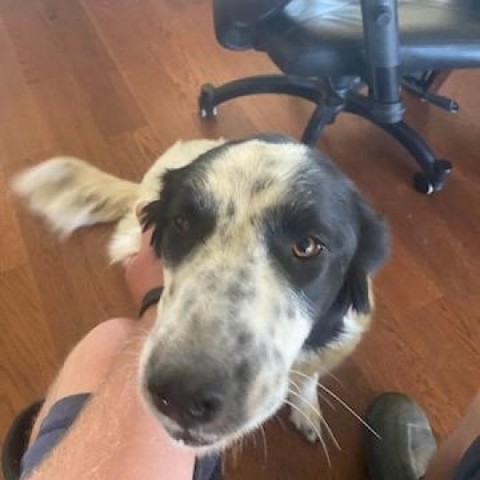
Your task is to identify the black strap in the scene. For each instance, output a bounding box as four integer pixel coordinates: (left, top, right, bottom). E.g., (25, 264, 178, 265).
(139, 287, 164, 317)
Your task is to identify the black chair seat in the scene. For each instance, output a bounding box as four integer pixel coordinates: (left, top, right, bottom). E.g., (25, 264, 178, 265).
(255, 0, 480, 76)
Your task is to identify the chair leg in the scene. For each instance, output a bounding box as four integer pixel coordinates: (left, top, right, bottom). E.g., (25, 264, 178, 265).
(377, 121, 452, 194)
(423, 71, 452, 93)
(198, 78, 452, 194)
(301, 100, 344, 145)
(346, 93, 452, 194)
(198, 75, 321, 118)
(402, 76, 459, 113)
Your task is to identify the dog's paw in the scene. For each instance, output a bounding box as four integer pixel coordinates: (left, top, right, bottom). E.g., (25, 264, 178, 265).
(289, 403, 323, 443)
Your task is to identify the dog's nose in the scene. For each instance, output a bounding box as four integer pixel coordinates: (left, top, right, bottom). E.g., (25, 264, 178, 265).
(146, 372, 226, 427)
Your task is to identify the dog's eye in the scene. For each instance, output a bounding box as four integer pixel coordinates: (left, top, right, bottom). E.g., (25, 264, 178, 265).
(173, 215, 190, 233)
(292, 236, 325, 259)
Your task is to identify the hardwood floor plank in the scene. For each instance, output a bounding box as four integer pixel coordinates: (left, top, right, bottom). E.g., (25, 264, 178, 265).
(0, 169, 27, 273)
(0, 266, 57, 404)
(0, 13, 54, 168)
(37, 0, 146, 137)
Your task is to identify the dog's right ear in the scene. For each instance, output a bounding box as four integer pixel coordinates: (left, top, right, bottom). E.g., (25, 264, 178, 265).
(341, 196, 390, 314)
(140, 199, 167, 257)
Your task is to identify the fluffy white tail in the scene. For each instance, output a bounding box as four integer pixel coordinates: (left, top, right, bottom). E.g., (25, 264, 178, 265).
(12, 157, 140, 236)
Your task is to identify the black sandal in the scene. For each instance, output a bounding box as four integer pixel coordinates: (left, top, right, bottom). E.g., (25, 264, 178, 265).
(2, 400, 44, 480)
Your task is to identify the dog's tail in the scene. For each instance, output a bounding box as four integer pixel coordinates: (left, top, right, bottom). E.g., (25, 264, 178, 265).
(12, 157, 140, 236)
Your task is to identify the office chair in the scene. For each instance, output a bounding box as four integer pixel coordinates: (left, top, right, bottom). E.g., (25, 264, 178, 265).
(198, 0, 480, 194)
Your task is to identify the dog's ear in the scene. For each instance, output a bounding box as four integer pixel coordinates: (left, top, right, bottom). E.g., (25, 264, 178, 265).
(343, 196, 390, 314)
(140, 199, 167, 257)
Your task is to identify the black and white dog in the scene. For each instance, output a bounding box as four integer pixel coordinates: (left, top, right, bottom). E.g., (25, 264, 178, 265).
(13, 134, 389, 452)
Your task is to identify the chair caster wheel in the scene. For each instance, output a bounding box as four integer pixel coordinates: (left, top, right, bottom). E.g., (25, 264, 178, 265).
(413, 159, 452, 195)
(199, 84, 218, 119)
(413, 173, 435, 195)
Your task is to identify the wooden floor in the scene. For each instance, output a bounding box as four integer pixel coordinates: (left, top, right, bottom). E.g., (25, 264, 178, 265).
(1, 1, 479, 478)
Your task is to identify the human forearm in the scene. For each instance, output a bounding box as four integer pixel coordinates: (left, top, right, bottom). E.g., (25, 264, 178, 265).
(29, 311, 195, 480)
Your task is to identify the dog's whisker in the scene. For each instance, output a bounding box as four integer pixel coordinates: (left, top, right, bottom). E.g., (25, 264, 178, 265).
(284, 399, 331, 467)
(287, 388, 341, 451)
(221, 455, 226, 478)
(259, 424, 268, 466)
(289, 368, 314, 379)
(288, 377, 302, 393)
(240, 435, 246, 457)
(289, 369, 379, 438)
(231, 439, 239, 468)
(273, 413, 287, 431)
(287, 388, 321, 417)
(318, 416, 341, 452)
(317, 383, 380, 439)
(250, 430, 257, 448)
(318, 391, 337, 411)
(227, 440, 235, 467)
(288, 372, 337, 411)
(316, 367, 347, 391)
(326, 372, 345, 390)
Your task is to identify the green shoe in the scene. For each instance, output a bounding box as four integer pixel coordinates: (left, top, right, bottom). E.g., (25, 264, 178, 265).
(365, 393, 437, 480)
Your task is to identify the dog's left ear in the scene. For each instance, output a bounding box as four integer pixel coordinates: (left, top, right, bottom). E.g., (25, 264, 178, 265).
(140, 199, 167, 257)
(343, 196, 390, 314)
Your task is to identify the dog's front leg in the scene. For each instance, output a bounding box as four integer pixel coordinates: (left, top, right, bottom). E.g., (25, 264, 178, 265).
(287, 372, 323, 443)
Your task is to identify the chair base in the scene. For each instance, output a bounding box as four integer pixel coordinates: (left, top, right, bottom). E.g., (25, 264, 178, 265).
(198, 75, 453, 195)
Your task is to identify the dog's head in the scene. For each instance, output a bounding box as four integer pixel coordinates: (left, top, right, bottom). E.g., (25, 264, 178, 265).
(139, 135, 389, 450)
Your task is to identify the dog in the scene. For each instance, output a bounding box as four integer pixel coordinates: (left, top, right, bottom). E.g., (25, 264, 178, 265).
(13, 134, 389, 452)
